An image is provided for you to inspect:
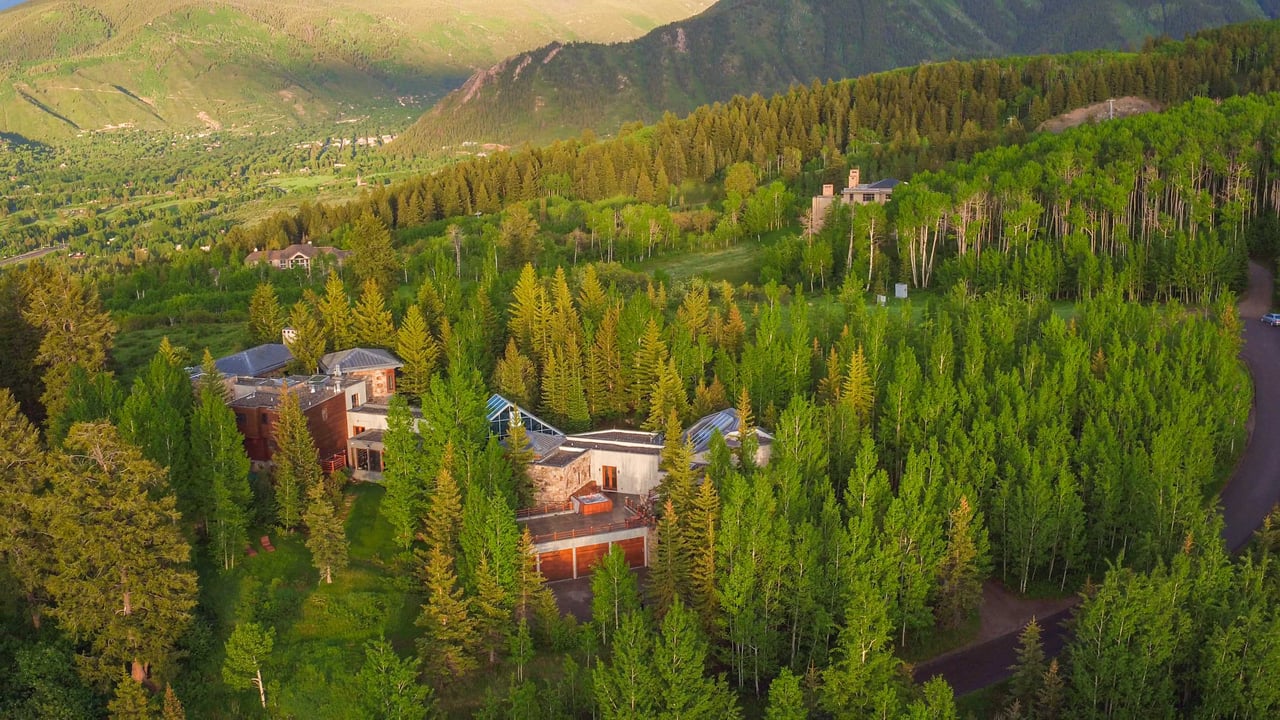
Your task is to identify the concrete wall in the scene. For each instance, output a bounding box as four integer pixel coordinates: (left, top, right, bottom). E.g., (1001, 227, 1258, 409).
(588, 448, 661, 497)
(528, 451, 591, 505)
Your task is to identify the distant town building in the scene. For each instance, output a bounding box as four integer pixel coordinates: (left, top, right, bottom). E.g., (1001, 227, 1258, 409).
(810, 167, 901, 231)
(244, 243, 350, 272)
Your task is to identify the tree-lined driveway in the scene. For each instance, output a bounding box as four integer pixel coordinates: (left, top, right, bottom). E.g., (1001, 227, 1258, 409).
(916, 261, 1280, 694)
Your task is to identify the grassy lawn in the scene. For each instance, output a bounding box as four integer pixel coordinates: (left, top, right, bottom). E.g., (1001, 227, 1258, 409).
(111, 321, 247, 384)
(637, 242, 764, 285)
(180, 484, 424, 719)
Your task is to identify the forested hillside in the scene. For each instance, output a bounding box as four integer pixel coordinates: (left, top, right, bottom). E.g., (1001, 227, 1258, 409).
(395, 0, 1279, 150)
(0, 0, 712, 140)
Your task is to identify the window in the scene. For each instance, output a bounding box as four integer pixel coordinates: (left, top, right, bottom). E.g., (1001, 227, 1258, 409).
(601, 465, 618, 492)
(321, 408, 329, 421)
(356, 448, 383, 473)
(235, 413, 246, 425)
(260, 413, 269, 425)
(353, 426, 366, 436)
(862, 193, 876, 203)
(350, 392, 360, 406)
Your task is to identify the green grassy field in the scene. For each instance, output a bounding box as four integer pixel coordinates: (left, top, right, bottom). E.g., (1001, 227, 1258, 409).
(183, 484, 424, 718)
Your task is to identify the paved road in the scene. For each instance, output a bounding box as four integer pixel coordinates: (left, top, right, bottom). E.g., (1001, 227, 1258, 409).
(915, 261, 1280, 694)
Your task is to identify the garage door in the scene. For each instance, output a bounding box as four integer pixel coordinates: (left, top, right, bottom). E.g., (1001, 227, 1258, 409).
(539, 550, 574, 581)
(617, 537, 646, 568)
(575, 543, 611, 577)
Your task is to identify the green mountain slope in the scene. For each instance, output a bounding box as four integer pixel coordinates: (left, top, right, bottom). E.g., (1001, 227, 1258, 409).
(395, 0, 1278, 152)
(0, 0, 714, 140)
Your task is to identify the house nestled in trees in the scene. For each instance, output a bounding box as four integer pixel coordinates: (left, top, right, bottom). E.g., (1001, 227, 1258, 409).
(490, 397, 773, 581)
(224, 374, 368, 472)
(319, 347, 401, 398)
(209, 347, 773, 580)
(244, 243, 349, 271)
(810, 167, 900, 231)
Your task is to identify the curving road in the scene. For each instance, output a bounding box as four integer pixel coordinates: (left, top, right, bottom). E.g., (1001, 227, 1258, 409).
(914, 261, 1280, 694)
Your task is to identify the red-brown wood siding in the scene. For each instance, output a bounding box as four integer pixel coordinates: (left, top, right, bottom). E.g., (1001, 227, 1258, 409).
(617, 537, 646, 568)
(575, 543, 610, 577)
(539, 550, 574, 581)
(305, 393, 350, 462)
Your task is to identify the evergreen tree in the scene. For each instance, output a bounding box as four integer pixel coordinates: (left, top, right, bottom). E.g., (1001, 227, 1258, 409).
(303, 478, 348, 584)
(47, 422, 197, 684)
(509, 617, 534, 684)
(272, 389, 320, 532)
(654, 599, 742, 718)
(644, 357, 689, 431)
(648, 500, 686, 620)
(286, 301, 325, 374)
(1038, 658, 1064, 719)
(248, 282, 285, 345)
(735, 386, 758, 472)
(630, 318, 668, 414)
(822, 575, 903, 716)
(472, 555, 511, 666)
(108, 674, 155, 719)
(381, 394, 429, 550)
(1009, 618, 1046, 711)
(936, 495, 986, 629)
(0, 388, 49, 623)
(591, 544, 641, 645)
(22, 266, 116, 423)
(118, 340, 194, 518)
(47, 364, 123, 449)
(346, 211, 402, 293)
(688, 474, 721, 636)
(317, 271, 355, 351)
(192, 350, 252, 570)
(161, 684, 185, 720)
(396, 304, 439, 399)
(841, 346, 874, 422)
(423, 443, 462, 554)
(493, 338, 538, 409)
(513, 528, 554, 627)
(765, 668, 806, 720)
(417, 547, 477, 682)
(594, 612, 658, 719)
(222, 622, 273, 708)
(354, 277, 397, 348)
(505, 413, 537, 508)
(355, 639, 435, 720)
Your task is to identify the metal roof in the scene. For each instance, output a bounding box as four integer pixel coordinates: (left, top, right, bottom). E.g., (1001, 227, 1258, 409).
(320, 347, 403, 373)
(214, 344, 293, 377)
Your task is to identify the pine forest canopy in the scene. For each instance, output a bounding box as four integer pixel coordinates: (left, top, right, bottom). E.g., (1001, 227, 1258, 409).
(397, 0, 1280, 150)
(5, 13, 1280, 719)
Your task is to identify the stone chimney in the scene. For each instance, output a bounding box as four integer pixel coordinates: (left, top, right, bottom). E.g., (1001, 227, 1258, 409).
(848, 167, 861, 188)
(822, 184, 834, 197)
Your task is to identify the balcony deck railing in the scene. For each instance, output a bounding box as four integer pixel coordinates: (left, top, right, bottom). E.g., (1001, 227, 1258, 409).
(530, 515, 651, 544)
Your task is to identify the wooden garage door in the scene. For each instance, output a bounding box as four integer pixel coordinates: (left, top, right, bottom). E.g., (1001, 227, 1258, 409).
(575, 543, 611, 577)
(539, 550, 574, 581)
(617, 537, 646, 568)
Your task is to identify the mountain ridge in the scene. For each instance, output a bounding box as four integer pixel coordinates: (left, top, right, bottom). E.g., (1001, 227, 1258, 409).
(0, 0, 714, 140)
(395, 0, 1279, 153)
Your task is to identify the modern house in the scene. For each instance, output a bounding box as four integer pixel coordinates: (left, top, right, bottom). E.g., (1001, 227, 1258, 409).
(810, 167, 901, 231)
(226, 374, 369, 472)
(320, 347, 402, 399)
(496, 397, 773, 581)
(244, 243, 350, 272)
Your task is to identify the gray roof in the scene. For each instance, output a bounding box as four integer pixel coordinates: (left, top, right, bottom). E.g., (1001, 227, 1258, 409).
(320, 347, 403, 373)
(683, 407, 774, 454)
(215, 344, 293, 377)
(866, 178, 900, 190)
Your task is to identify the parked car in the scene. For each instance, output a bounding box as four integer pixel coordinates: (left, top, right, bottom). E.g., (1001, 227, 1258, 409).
(1263, 313, 1280, 326)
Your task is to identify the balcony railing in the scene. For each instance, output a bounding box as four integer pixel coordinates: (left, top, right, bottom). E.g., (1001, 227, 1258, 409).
(530, 515, 651, 544)
(516, 500, 575, 519)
